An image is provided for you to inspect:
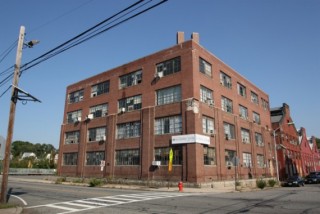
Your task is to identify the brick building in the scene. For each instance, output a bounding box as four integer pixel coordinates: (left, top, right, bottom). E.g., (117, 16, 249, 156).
(57, 32, 274, 183)
(299, 128, 320, 175)
(271, 103, 302, 180)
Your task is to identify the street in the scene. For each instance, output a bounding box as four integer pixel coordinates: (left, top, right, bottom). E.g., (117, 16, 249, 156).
(4, 176, 320, 214)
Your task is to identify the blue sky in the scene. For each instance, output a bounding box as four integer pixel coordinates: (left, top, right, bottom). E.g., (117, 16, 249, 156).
(0, 0, 319, 149)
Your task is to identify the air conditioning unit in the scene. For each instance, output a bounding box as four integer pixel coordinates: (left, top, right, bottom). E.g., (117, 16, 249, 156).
(101, 135, 106, 141)
(152, 161, 161, 166)
(128, 105, 134, 111)
(210, 129, 215, 136)
(206, 99, 214, 106)
(119, 107, 126, 113)
(91, 92, 97, 97)
(75, 117, 81, 123)
(87, 113, 94, 120)
(79, 96, 84, 101)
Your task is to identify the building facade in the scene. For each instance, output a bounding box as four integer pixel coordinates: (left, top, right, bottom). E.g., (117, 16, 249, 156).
(58, 32, 274, 183)
(299, 128, 320, 176)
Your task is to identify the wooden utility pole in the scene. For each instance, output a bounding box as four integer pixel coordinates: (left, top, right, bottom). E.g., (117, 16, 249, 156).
(0, 26, 25, 203)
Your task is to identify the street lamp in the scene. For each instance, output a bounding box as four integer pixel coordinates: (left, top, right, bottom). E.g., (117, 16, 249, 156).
(273, 122, 294, 183)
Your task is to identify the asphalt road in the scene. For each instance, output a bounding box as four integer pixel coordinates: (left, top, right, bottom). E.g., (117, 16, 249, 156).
(5, 176, 320, 214)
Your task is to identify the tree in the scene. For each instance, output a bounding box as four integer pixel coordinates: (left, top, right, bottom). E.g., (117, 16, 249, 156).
(316, 138, 320, 149)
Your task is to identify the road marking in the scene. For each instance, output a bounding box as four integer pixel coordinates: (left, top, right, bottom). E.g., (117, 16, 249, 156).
(25, 192, 194, 214)
(9, 194, 28, 205)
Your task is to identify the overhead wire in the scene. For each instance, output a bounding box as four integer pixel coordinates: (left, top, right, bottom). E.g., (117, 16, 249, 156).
(0, 0, 168, 97)
(20, 0, 168, 74)
(0, 39, 18, 65)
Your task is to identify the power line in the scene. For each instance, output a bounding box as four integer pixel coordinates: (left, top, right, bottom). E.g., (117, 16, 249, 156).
(20, 0, 168, 75)
(0, 39, 18, 65)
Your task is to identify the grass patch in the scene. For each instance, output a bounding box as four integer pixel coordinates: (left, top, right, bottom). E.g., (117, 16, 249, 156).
(55, 177, 67, 184)
(88, 178, 105, 187)
(0, 203, 19, 209)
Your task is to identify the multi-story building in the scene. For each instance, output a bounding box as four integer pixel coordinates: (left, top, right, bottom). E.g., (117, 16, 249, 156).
(271, 103, 302, 180)
(299, 128, 320, 175)
(58, 32, 274, 183)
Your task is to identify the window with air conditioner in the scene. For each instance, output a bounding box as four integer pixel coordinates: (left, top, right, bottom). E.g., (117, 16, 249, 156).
(66, 110, 82, 124)
(89, 103, 108, 118)
(68, 89, 84, 104)
(118, 94, 142, 112)
(65, 131, 80, 144)
(200, 85, 213, 103)
(241, 128, 250, 144)
(88, 127, 106, 142)
(91, 81, 110, 97)
(202, 116, 214, 135)
(119, 69, 142, 89)
(224, 122, 235, 140)
(155, 57, 181, 77)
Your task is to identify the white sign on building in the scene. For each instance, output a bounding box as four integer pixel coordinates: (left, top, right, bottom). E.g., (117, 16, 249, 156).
(172, 134, 210, 145)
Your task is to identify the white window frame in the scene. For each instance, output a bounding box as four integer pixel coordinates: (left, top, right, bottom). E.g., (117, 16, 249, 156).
(237, 83, 246, 97)
(156, 85, 181, 105)
(221, 96, 233, 113)
(199, 58, 212, 77)
(241, 128, 250, 144)
(220, 71, 232, 89)
(242, 152, 252, 168)
(88, 127, 106, 142)
(155, 115, 182, 135)
(119, 70, 142, 89)
(202, 116, 214, 134)
(224, 122, 235, 140)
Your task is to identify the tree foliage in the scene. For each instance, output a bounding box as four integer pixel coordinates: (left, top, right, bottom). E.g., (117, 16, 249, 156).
(316, 138, 320, 149)
(10, 141, 57, 169)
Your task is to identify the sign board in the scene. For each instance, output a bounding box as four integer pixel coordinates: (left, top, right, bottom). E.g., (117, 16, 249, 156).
(172, 134, 210, 145)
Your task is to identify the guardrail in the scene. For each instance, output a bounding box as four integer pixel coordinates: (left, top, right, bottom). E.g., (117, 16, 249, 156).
(8, 168, 56, 175)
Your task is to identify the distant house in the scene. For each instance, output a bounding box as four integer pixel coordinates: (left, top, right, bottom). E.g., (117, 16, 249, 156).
(20, 152, 37, 160)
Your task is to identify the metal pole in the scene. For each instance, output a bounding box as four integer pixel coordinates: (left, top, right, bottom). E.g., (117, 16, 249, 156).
(273, 129, 280, 183)
(0, 26, 25, 203)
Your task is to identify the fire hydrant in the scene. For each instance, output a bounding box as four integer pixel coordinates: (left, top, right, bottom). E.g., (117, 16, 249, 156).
(178, 181, 183, 192)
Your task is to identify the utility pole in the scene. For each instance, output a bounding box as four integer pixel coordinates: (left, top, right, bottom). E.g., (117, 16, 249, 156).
(0, 26, 25, 203)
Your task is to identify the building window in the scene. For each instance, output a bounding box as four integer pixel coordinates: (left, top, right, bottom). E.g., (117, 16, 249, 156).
(115, 149, 140, 165)
(239, 105, 248, 119)
(67, 110, 82, 124)
(154, 147, 182, 165)
(117, 122, 141, 139)
(118, 95, 142, 112)
(202, 116, 214, 134)
(255, 132, 264, 146)
(241, 128, 250, 144)
(88, 127, 106, 142)
(89, 104, 108, 118)
(65, 131, 80, 144)
(86, 151, 105, 165)
(68, 89, 84, 104)
(251, 91, 259, 104)
(204, 146, 216, 165)
(63, 153, 78, 165)
(221, 96, 233, 113)
(199, 58, 212, 77)
(200, 85, 213, 104)
(156, 57, 181, 77)
(242, 152, 252, 168)
(257, 154, 265, 168)
(220, 71, 232, 89)
(237, 83, 246, 97)
(253, 112, 261, 124)
(261, 98, 269, 111)
(119, 70, 142, 89)
(224, 122, 235, 140)
(156, 85, 181, 105)
(91, 81, 110, 97)
(155, 115, 182, 135)
(225, 150, 236, 166)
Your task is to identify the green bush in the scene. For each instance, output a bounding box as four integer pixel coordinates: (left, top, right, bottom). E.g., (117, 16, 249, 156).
(268, 179, 277, 187)
(88, 178, 104, 187)
(55, 177, 66, 184)
(72, 178, 85, 183)
(256, 179, 267, 189)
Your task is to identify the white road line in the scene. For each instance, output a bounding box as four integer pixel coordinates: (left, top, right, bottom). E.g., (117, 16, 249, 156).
(63, 202, 96, 208)
(46, 204, 80, 212)
(9, 194, 27, 205)
(25, 192, 195, 214)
